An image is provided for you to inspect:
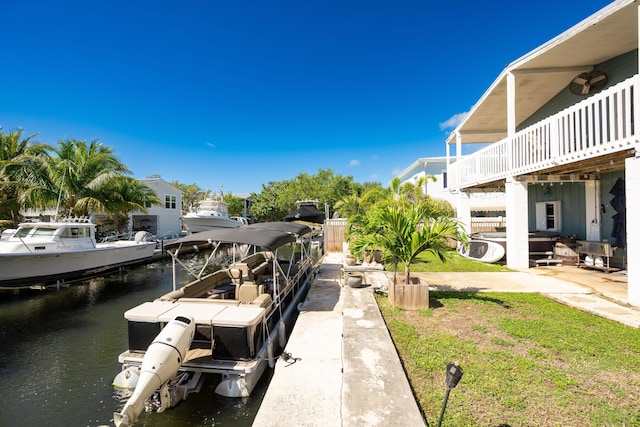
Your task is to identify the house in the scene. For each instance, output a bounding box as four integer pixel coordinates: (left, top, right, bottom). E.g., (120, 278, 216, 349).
(133, 175, 183, 238)
(445, 0, 639, 306)
(396, 156, 506, 232)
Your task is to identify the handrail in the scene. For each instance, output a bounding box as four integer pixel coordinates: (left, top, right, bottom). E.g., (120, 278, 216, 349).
(449, 75, 638, 190)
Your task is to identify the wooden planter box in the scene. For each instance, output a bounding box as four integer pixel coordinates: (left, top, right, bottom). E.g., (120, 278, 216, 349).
(388, 278, 429, 310)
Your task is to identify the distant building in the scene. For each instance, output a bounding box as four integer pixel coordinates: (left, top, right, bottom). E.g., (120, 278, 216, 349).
(133, 175, 183, 238)
(395, 157, 505, 232)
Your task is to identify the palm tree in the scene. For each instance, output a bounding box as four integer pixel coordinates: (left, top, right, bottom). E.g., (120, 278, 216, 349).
(22, 138, 132, 217)
(95, 176, 162, 233)
(20, 138, 159, 232)
(0, 129, 50, 226)
(351, 201, 466, 284)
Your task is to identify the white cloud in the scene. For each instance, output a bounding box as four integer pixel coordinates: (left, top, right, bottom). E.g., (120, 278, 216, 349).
(439, 112, 469, 131)
(349, 159, 360, 167)
(371, 154, 379, 161)
(206, 142, 216, 149)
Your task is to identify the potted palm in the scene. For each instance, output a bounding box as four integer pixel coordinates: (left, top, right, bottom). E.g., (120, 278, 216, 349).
(350, 200, 466, 309)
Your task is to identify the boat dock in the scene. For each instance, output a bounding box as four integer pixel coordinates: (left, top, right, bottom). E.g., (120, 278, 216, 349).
(253, 252, 425, 427)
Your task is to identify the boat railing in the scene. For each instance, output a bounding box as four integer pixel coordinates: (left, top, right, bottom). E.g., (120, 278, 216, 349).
(60, 216, 93, 224)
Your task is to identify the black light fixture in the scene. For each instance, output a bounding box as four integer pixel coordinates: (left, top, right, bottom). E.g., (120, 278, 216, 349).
(436, 362, 464, 427)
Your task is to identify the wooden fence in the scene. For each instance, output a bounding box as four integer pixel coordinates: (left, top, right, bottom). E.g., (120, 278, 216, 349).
(323, 218, 347, 253)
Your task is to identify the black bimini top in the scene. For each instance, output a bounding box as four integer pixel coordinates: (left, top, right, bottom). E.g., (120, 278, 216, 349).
(166, 225, 296, 251)
(284, 204, 325, 224)
(246, 221, 311, 236)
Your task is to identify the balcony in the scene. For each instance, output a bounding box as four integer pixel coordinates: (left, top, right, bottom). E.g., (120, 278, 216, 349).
(448, 75, 638, 190)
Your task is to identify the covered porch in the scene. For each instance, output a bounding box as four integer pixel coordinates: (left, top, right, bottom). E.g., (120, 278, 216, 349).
(445, 0, 639, 307)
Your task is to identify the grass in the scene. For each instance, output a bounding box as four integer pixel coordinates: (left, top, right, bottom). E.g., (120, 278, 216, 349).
(393, 249, 512, 273)
(377, 291, 640, 426)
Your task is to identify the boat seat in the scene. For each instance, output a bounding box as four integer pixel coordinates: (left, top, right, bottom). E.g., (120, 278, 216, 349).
(251, 293, 272, 308)
(237, 282, 264, 303)
(229, 262, 254, 284)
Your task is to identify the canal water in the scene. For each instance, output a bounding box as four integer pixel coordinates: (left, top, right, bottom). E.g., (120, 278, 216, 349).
(0, 252, 270, 427)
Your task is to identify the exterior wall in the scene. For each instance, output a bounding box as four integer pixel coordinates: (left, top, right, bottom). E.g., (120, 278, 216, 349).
(600, 171, 627, 267)
(136, 177, 183, 237)
(527, 182, 586, 238)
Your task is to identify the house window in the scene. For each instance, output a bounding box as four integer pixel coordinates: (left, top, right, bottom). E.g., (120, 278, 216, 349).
(442, 171, 448, 189)
(143, 200, 153, 208)
(165, 195, 177, 209)
(535, 201, 561, 232)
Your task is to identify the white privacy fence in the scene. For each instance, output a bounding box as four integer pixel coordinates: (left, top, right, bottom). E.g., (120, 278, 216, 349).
(449, 75, 638, 189)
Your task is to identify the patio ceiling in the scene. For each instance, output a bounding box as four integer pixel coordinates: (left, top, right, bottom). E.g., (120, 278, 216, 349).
(448, 0, 638, 145)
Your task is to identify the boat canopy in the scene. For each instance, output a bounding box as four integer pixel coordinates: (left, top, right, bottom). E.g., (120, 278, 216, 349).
(246, 221, 311, 236)
(284, 204, 325, 224)
(166, 223, 297, 251)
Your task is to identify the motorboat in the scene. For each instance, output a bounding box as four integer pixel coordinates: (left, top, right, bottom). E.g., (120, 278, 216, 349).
(112, 221, 316, 427)
(285, 200, 325, 251)
(0, 217, 157, 288)
(182, 192, 247, 233)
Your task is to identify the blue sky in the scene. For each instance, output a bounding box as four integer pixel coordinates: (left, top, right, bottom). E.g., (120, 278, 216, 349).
(1, 0, 612, 195)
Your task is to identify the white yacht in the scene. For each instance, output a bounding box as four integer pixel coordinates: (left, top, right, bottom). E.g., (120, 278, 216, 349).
(0, 218, 157, 288)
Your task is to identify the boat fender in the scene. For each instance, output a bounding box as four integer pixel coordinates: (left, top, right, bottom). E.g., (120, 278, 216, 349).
(278, 321, 286, 348)
(267, 339, 275, 368)
(113, 366, 141, 389)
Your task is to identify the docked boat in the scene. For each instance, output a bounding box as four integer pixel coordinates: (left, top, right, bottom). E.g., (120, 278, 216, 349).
(182, 191, 247, 233)
(285, 199, 325, 250)
(112, 221, 316, 427)
(0, 217, 157, 288)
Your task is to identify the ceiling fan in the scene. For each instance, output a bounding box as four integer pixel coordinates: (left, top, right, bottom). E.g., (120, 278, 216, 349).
(569, 70, 608, 95)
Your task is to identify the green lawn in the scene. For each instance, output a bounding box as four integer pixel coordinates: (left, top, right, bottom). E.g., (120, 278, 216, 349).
(377, 291, 640, 426)
(393, 249, 511, 273)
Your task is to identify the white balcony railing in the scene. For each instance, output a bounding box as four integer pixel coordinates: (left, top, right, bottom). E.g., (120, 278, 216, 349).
(449, 75, 638, 190)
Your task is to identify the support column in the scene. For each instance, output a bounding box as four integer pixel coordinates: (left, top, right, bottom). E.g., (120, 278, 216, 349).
(456, 191, 471, 236)
(625, 156, 639, 307)
(505, 176, 530, 269)
(506, 72, 516, 170)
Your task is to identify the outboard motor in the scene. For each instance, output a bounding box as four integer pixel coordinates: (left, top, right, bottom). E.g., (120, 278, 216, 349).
(113, 315, 195, 427)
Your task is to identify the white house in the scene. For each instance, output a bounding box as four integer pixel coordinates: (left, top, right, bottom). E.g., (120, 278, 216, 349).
(445, 0, 639, 306)
(133, 175, 183, 238)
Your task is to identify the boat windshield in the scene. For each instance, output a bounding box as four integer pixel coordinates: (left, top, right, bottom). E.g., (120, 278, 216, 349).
(60, 227, 91, 238)
(32, 227, 57, 237)
(14, 227, 31, 238)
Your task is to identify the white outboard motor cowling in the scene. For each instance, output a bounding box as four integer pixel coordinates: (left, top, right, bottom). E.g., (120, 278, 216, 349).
(114, 315, 195, 427)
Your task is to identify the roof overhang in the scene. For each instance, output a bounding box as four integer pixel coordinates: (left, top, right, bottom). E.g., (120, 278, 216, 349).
(447, 0, 638, 145)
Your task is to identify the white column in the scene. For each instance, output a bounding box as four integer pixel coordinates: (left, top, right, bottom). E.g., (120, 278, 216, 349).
(505, 176, 530, 269)
(456, 191, 471, 236)
(584, 180, 601, 242)
(507, 72, 516, 171)
(626, 156, 640, 307)
(455, 131, 462, 188)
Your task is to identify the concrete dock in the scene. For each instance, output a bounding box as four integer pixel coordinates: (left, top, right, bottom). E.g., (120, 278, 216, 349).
(253, 252, 425, 426)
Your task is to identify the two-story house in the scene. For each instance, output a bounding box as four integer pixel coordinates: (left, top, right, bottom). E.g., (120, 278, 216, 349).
(446, 0, 639, 306)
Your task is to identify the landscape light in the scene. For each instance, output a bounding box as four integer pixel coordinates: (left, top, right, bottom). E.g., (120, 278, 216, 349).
(436, 362, 464, 427)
